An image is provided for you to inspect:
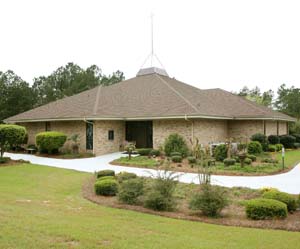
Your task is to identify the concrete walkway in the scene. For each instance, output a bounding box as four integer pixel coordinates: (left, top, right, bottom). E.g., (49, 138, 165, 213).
(4, 152, 300, 194)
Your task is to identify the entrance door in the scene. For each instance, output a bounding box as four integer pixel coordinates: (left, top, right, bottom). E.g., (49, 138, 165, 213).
(86, 122, 93, 150)
(125, 121, 153, 148)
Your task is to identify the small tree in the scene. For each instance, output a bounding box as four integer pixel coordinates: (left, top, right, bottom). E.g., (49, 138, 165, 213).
(125, 142, 136, 160)
(0, 124, 27, 158)
(68, 134, 80, 154)
(164, 133, 189, 157)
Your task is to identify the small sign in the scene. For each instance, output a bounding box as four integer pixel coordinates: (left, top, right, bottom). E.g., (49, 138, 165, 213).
(282, 147, 285, 158)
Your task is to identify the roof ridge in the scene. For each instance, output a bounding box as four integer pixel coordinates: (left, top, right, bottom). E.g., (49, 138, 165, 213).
(155, 74, 200, 113)
(93, 85, 102, 115)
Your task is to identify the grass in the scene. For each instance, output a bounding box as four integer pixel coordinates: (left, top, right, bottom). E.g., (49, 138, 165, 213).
(1, 164, 300, 248)
(112, 156, 159, 167)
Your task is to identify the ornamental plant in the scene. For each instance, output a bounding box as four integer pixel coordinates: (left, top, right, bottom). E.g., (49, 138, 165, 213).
(36, 131, 67, 154)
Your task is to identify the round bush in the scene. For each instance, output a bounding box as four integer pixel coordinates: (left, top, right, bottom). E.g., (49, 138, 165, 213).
(268, 135, 280, 145)
(294, 143, 300, 149)
(251, 133, 267, 144)
(171, 155, 182, 163)
(262, 190, 297, 212)
(144, 191, 175, 211)
(187, 156, 197, 164)
(244, 158, 252, 165)
(280, 135, 296, 149)
(223, 158, 236, 166)
(97, 170, 115, 178)
(268, 145, 276, 152)
(136, 148, 152, 156)
(293, 134, 300, 143)
(170, 151, 182, 157)
(247, 141, 262, 154)
(275, 144, 283, 152)
(36, 131, 67, 154)
(94, 179, 118, 196)
(214, 144, 227, 162)
(247, 154, 256, 162)
(116, 172, 137, 183)
(97, 176, 115, 181)
(164, 133, 189, 157)
(0, 124, 27, 157)
(150, 149, 160, 157)
(245, 198, 288, 220)
(189, 185, 228, 217)
(118, 178, 144, 204)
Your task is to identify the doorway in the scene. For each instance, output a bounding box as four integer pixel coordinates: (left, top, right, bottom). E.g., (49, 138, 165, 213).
(125, 121, 153, 148)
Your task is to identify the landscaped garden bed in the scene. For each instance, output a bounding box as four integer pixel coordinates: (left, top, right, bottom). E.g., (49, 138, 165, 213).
(83, 169, 300, 232)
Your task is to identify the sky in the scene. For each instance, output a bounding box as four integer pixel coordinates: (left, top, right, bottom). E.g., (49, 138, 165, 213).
(0, 0, 299, 92)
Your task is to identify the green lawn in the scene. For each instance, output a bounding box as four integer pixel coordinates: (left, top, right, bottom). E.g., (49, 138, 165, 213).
(112, 155, 159, 167)
(1, 164, 300, 249)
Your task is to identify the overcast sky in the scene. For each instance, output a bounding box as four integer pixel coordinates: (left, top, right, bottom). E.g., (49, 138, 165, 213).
(0, 0, 299, 92)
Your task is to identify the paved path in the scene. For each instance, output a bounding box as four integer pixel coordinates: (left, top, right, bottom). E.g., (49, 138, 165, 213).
(5, 152, 300, 194)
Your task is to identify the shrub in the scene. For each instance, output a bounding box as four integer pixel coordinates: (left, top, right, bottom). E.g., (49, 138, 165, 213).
(164, 133, 189, 157)
(136, 148, 152, 156)
(170, 151, 182, 157)
(268, 145, 276, 152)
(144, 171, 178, 211)
(244, 158, 252, 165)
(116, 172, 137, 183)
(97, 176, 115, 181)
(223, 158, 236, 166)
(0, 157, 10, 164)
(96, 170, 115, 179)
(150, 149, 160, 157)
(247, 154, 256, 162)
(275, 144, 283, 152)
(268, 135, 280, 145)
(214, 144, 227, 162)
(0, 124, 27, 157)
(294, 143, 300, 149)
(262, 158, 278, 164)
(293, 134, 300, 143)
(251, 133, 268, 151)
(189, 185, 229, 217)
(36, 131, 67, 154)
(94, 179, 118, 196)
(280, 135, 296, 149)
(262, 190, 297, 212)
(118, 178, 144, 204)
(245, 198, 288, 220)
(247, 141, 262, 154)
(171, 155, 182, 163)
(187, 156, 197, 164)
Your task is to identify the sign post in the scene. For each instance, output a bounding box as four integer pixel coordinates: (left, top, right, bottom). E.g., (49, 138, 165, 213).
(282, 147, 285, 170)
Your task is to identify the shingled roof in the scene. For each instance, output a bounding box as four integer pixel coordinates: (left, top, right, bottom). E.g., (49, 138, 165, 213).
(5, 68, 295, 123)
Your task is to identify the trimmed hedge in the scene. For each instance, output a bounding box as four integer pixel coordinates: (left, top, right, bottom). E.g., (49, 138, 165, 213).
(136, 148, 152, 156)
(150, 149, 160, 157)
(223, 158, 236, 166)
(247, 154, 256, 162)
(36, 131, 67, 154)
(294, 143, 300, 149)
(293, 134, 300, 143)
(262, 190, 297, 212)
(268, 135, 280, 145)
(116, 172, 137, 183)
(251, 133, 268, 151)
(214, 144, 227, 162)
(187, 156, 197, 164)
(97, 170, 115, 178)
(245, 198, 288, 220)
(171, 155, 182, 163)
(280, 135, 296, 149)
(118, 178, 144, 204)
(97, 176, 115, 181)
(94, 179, 118, 196)
(244, 158, 252, 165)
(0, 124, 27, 157)
(247, 141, 262, 154)
(164, 133, 189, 157)
(275, 144, 283, 152)
(268, 145, 276, 152)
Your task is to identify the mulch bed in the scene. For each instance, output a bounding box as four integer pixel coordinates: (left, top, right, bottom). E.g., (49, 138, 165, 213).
(0, 159, 29, 167)
(83, 176, 300, 232)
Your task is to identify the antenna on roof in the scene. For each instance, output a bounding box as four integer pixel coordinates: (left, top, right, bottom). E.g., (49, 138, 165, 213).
(137, 14, 169, 76)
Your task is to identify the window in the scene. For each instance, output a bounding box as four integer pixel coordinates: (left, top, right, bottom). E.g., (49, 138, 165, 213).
(108, 130, 114, 140)
(45, 122, 51, 131)
(86, 122, 93, 150)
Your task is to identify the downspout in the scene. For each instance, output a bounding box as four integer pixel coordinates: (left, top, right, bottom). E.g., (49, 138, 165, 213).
(185, 114, 194, 144)
(83, 117, 95, 155)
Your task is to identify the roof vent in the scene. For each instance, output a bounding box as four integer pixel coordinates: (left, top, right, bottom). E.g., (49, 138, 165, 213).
(137, 67, 169, 77)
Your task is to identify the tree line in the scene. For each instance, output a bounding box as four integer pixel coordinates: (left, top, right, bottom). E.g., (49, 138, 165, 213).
(0, 63, 124, 122)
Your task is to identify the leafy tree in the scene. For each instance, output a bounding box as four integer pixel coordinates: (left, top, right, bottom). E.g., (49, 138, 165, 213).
(32, 63, 124, 105)
(0, 71, 36, 123)
(237, 86, 274, 107)
(275, 84, 300, 121)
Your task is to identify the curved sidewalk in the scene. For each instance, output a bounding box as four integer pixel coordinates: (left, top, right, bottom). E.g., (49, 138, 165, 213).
(5, 152, 300, 194)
